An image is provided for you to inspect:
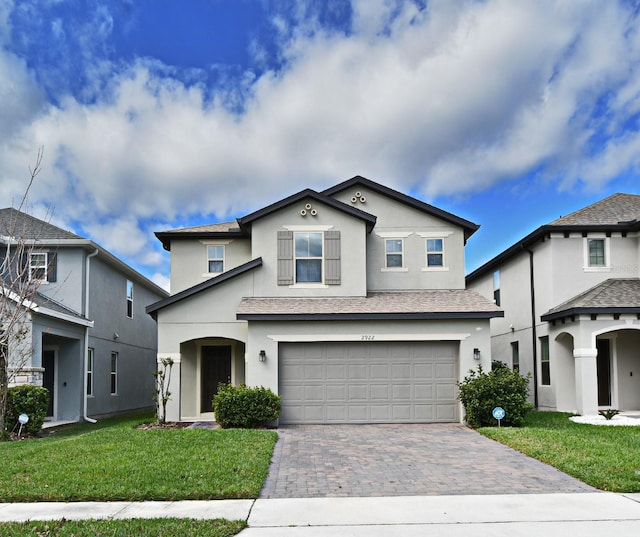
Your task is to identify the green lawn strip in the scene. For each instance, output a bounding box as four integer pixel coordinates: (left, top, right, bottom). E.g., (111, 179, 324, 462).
(0, 518, 246, 537)
(0, 415, 277, 502)
(479, 411, 640, 492)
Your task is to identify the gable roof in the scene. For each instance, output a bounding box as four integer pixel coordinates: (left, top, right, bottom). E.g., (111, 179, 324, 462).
(146, 257, 262, 319)
(0, 208, 81, 240)
(541, 278, 640, 322)
(236, 290, 503, 321)
(0, 208, 168, 298)
(466, 193, 640, 283)
(237, 188, 377, 232)
(323, 176, 480, 243)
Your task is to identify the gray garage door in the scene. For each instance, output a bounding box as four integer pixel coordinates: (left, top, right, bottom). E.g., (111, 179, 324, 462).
(279, 341, 458, 424)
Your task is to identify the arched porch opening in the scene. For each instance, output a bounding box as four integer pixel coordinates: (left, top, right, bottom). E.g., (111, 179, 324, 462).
(554, 332, 575, 412)
(179, 337, 246, 420)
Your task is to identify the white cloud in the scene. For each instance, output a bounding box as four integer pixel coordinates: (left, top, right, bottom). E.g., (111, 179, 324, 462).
(0, 0, 639, 281)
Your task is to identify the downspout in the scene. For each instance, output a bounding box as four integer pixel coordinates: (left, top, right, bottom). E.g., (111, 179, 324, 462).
(83, 248, 99, 423)
(523, 246, 539, 408)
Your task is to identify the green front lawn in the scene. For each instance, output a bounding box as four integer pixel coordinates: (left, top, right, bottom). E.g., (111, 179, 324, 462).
(0, 413, 278, 502)
(0, 518, 246, 537)
(480, 411, 640, 492)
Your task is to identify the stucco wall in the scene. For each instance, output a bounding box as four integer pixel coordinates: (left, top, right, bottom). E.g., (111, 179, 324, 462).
(170, 238, 252, 293)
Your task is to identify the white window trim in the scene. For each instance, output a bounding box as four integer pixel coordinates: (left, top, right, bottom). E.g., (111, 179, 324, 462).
(375, 231, 413, 238)
(86, 347, 94, 397)
(29, 252, 48, 282)
(423, 237, 447, 270)
(110, 352, 118, 396)
(583, 236, 611, 272)
(284, 225, 333, 231)
(383, 238, 405, 270)
(205, 244, 226, 276)
(293, 231, 324, 285)
(126, 280, 134, 319)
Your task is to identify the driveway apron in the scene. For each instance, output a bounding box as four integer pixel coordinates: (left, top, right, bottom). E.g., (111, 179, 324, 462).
(260, 424, 595, 498)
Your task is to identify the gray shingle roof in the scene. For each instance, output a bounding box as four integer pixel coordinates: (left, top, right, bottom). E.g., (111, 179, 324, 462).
(237, 290, 502, 320)
(159, 221, 241, 233)
(0, 208, 81, 240)
(541, 278, 640, 321)
(550, 193, 640, 226)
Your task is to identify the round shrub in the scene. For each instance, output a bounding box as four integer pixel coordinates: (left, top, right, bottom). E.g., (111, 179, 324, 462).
(213, 384, 281, 428)
(6, 384, 50, 435)
(458, 365, 532, 428)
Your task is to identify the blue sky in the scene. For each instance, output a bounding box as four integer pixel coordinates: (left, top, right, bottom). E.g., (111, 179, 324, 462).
(2, 0, 640, 291)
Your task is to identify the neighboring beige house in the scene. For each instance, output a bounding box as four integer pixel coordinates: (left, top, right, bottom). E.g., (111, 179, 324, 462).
(147, 176, 502, 424)
(467, 193, 640, 416)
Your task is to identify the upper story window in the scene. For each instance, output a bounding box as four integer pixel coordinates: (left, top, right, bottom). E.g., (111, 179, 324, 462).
(493, 270, 501, 306)
(27, 251, 57, 283)
(207, 245, 225, 273)
(278, 229, 340, 286)
(385, 239, 404, 268)
(29, 252, 47, 281)
(426, 238, 444, 267)
(588, 239, 605, 266)
(295, 232, 323, 283)
(126, 280, 134, 318)
(583, 237, 610, 271)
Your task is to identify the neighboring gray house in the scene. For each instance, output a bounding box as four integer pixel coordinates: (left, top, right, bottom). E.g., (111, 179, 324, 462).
(147, 176, 502, 424)
(1, 208, 168, 424)
(466, 193, 640, 416)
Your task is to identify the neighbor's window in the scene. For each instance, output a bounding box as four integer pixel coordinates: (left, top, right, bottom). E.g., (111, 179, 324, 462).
(29, 252, 48, 281)
(110, 352, 118, 395)
(207, 245, 225, 273)
(294, 232, 323, 283)
(86, 348, 94, 396)
(493, 270, 501, 306)
(511, 341, 520, 372)
(426, 238, 444, 267)
(126, 280, 134, 318)
(540, 336, 550, 385)
(588, 239, 605, 267)
(385, 239, 404, 268)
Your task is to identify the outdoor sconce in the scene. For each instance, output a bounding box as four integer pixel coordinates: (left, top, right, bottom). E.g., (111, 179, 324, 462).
(259, 350, 267, 362)
(473, 348, 481, 361)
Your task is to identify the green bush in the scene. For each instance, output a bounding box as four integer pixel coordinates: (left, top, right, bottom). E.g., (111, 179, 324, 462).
(458, 365, 532, 428)
(6, 385, 50, 435)
(213, 384, 281, 429)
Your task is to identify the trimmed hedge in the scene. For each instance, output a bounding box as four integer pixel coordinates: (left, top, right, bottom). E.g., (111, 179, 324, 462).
(458, 365, 532, 428)
(213, 384, 281, 429)
(6, 385, 50, 435)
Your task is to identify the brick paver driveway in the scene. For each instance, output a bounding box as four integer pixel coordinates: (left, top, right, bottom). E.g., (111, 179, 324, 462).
(260, 424, 595, 498)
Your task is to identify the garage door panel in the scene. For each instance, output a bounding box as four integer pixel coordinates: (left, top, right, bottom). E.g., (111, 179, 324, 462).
(370, 384, 389, 400)
(279, 341, 458, 424)
(326, 365, 346, 379)
(370, 364, 389, 378)
(436, 363, 455, 378)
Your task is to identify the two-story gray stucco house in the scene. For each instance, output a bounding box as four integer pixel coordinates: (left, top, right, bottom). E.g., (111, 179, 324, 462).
(147, 176, 502, 424)
(466, 193, 640, 417)
(1, 208, 168, 425)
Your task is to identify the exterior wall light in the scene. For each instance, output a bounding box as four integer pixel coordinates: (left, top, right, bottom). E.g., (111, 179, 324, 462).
(473, 348, 481, 360)
(259, 350, 267, 362)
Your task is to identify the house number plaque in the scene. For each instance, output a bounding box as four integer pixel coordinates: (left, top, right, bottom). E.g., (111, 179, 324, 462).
(361, 335, 375, 341)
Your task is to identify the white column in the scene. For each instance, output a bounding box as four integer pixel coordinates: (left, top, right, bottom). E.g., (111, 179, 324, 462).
(573, 348, 598, 416)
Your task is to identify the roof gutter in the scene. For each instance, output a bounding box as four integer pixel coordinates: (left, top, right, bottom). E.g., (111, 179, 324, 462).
(83, 248, 99, 424)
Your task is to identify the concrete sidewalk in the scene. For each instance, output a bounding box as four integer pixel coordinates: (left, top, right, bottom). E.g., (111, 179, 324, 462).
(1, 493, 640, 536)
